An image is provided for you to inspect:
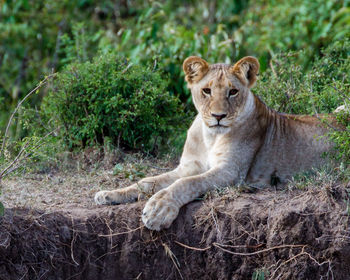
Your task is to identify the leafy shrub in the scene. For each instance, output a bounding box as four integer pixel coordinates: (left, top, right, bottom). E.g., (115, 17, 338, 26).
(330, 106, 350, 165)
(42, 52, 187, 152)
(102, 1, 244, 104)
(105, 0, 349, 104)
(0, 0, 104, 105)
(237, 0, 350, 69)
(2, 0, 349, 138)
(255, 40, 349, 113)
(254, 40, 350, 165)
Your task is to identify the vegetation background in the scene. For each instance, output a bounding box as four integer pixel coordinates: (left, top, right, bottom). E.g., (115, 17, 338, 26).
(0, 1, 349, 277)
(0, 0, 349, 187)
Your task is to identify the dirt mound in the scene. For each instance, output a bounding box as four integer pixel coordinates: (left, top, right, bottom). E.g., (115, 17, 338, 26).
(0, 185, 349, 280)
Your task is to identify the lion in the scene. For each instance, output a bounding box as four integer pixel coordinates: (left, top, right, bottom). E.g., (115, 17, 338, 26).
(95, 56, 336, 231)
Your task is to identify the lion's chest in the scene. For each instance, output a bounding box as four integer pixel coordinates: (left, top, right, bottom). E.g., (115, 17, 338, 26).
(202, 131, 231, 169)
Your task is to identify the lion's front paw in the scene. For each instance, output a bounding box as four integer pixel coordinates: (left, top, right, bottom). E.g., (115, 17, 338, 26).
(94, 190, 115, 205)
(142, 190, 180, 231)
(94, 190, 137, 205)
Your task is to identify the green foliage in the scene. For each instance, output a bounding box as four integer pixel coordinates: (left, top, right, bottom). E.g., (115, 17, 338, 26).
(238, 0, 350, 68)
(0, 201, 3, 216)
(0, 0, 109, 141)
(252, 269, 266, 280)
(330, 107, 350, 165)
(2, 0, 350, 141)
(107, 1, 243, 103)
(0, 0, 109, 94)
(113, 163, 146, 180)
(255, 40, 349, 114)
(0, 115, 62, 177)
(42, 52, 186, 152)
(108, 0, 350, 102)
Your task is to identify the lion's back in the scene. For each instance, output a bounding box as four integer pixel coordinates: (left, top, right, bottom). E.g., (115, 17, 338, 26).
(246, 113, 332, 186)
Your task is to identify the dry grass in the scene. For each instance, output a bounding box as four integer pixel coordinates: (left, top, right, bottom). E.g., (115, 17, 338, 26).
(0, 151, 176, 211)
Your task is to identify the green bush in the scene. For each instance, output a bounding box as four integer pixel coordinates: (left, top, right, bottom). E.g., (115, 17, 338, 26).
(330, 107, 350, 165)
(2, 0, 349, 140)
(237, 0, 350, 69)
(254, 40, 350, 165)
(255, 40, 349, 113)
(107, 1, 240, 104)
(42, 52, 187, 152)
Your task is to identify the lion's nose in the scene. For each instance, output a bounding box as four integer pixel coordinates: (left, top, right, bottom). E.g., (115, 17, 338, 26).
(211, 113, 227, 121)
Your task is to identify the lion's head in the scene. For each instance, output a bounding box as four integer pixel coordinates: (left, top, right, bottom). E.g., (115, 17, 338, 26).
(183, 56, 260, 134)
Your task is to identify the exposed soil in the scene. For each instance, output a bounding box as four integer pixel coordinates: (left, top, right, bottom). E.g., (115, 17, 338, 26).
(1, 182, 350, 279)
(0, 154, 350, 279)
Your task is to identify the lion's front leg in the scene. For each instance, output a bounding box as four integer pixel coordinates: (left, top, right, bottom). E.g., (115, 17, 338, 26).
(142, 167, 238, 230)
(94, 170, 180, 205)
(94, 161, 205, 205)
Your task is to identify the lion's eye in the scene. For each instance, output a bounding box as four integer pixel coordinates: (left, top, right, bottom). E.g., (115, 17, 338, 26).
(229, 89, 239, 97)
(202, 88, 211, 95)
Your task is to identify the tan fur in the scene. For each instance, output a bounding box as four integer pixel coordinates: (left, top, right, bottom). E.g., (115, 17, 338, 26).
(95, 56, 335, 231)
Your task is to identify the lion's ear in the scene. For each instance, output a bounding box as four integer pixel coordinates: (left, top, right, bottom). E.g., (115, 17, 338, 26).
(183, 56, 209, 84)
(230, 56, 260, 88)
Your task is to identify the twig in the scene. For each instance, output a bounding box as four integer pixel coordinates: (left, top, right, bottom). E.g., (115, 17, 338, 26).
(98, 225, 143, 237)
(122, 63, 133, 74)
(174, 241, 305, 256)
(152, 59, 157, 72)
(213, 242, 306, 256)
(0, 128, 59, 180)
(104, 218, 114, 248)
(270, 247, 332, 279)
(70, 217, 80, 266)
(174, 240, 211, 251)
(162, 243, 183, 280)
(149, 165, 171, 171)
(1, 73, 56, 157)
(1, 161, 26, 179)
(210, 207, 222, 241)
(271, 250, 307, 278)
(0, 234, 10, 248)
(269, 58, 277, 78)
(312, 106, 343, 132)
(217, 243, 265, 249)
(0, 141, 30, 178)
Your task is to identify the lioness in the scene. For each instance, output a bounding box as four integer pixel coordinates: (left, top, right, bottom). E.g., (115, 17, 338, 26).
(95, 56, 334, 231)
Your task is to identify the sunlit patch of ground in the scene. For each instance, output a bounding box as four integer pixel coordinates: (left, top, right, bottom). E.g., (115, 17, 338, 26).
(1, 153, 176, 211)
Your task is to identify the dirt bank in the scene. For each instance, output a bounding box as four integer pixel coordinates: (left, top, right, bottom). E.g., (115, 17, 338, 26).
(1, 184, 349, 280)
